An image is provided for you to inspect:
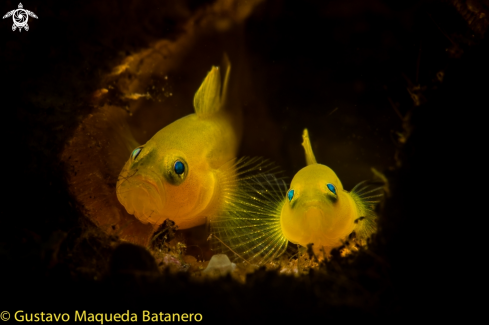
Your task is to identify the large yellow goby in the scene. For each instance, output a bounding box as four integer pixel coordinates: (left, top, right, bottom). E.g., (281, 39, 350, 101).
(116, 56, 244, 230)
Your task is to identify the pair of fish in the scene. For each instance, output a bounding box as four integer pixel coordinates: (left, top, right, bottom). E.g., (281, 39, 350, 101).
(116, 57, 383, 265)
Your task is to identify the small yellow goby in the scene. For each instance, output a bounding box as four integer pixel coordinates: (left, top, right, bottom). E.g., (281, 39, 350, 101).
(280, 129, 382, 255)
(116, 57, 246, 230)
(210, 128, 383, 264)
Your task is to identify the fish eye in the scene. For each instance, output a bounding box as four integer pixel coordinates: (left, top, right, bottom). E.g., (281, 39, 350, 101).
(164, 156, 188, 185)
(174, 160, 185, 175)
(327, 183, 336, 195)
(131, 147, 142, 161)
(287, 189, 294, 202)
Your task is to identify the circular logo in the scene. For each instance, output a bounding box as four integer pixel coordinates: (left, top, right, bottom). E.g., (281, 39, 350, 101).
(13, 9, 28, 27)
(0, 311, 10, 321)
(3, 3, 38, 32)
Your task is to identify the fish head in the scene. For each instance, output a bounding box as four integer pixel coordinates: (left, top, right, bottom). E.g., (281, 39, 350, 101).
(280, 164, 356, 248)
(116, 127, 215, 229)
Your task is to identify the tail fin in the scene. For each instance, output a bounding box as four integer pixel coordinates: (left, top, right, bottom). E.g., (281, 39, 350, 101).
(209, 157, 289, 265)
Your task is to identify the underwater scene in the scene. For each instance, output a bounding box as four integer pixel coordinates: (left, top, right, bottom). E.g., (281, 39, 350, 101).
(2, 0, 487, 321)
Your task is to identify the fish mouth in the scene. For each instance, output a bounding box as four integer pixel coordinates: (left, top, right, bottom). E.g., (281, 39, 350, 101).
(299, 199, 328, 218)
(299, 200, 337, 232)
(116, 175, 166, 225)
(302, 204, 334, 230)
(300, 200, 353, 245)
(303, 206, 326, 220)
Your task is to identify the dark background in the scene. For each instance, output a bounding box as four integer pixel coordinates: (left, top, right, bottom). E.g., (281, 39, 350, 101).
(1, 0, 486, 321)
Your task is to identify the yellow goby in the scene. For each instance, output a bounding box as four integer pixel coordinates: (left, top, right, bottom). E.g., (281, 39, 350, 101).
(116, 56, 244, 230)
(210, 128, 383, 264)
(281, 129, 382, 254)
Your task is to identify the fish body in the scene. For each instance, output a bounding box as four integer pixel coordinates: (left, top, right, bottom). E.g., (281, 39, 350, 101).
(117, 57, 244, 230)
(211, 128, 383, 264)
(280, 129, 380, 255)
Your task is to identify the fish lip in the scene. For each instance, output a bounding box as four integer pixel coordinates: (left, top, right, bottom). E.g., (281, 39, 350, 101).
(135, 175, 166, 206)
(138, 176, 162, 196)
(117, 173, 166, 216)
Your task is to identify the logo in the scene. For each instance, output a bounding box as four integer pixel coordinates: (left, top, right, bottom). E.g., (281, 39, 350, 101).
(3, 3, 38, 32)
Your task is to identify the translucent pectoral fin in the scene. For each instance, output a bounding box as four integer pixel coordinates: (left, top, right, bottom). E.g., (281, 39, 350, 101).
(209, 157, 288, 265)
(302, 128, 317, 165)
(350, 180, 385, 243)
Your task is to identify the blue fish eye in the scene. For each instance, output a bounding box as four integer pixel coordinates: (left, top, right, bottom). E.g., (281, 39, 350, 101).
(327, 183, 336, 195)
(174, 160, 185, 175)
(131, 147, 142, 160)
(287, 189, 294, 202)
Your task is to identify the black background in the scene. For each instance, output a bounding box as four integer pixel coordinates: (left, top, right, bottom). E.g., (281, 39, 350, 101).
(1, 0, 486, 321)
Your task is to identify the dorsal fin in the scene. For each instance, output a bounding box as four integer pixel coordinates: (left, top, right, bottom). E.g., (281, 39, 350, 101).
(193, 54, 231, 118)
(220, 53, 231, 110)
(301, 128, 317, 165)
(193, 66, 221, 117)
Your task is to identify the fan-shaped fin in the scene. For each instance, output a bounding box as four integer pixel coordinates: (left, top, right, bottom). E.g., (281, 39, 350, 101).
(210, 157, 288, 265)
(350, 180, 384, 243)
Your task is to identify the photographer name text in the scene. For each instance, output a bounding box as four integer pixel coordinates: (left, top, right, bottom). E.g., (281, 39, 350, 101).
(7, 310, 203, 323)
